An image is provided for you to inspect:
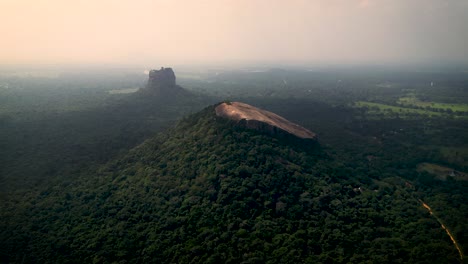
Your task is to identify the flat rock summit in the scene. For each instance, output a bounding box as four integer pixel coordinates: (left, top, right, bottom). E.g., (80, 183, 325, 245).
(215, 101, 317, 140)
(143, 67, 187, 96)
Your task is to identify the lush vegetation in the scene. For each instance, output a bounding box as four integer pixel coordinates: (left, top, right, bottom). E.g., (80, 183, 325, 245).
(397, 96, 468, 113)
(1, 67, 467, 263)
(0, 106, 461, 263)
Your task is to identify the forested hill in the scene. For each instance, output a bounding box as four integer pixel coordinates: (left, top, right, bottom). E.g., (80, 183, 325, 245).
(0, 104, 460, 263)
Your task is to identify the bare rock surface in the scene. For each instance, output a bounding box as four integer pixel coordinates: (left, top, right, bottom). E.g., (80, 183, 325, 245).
(215, 102, 317, 140)
(143, 67, 186, 96)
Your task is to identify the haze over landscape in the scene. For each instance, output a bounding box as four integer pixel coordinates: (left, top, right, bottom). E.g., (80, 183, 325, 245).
(1, 0, 468, 66)
(1, 1, 468, 263)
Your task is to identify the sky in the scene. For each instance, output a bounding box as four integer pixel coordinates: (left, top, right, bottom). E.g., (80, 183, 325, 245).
(1, 0, 468, 66)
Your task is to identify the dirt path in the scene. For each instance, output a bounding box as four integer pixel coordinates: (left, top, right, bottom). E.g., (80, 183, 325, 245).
(419, 199, 464, 261)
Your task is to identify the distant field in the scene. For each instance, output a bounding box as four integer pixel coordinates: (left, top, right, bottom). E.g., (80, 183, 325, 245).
(398, 97, 468, 112)
(108, 87, 139, 94)
(440, 146, 468, 167)
(354, 101, 443, 117)
(417, 162, 468, 181)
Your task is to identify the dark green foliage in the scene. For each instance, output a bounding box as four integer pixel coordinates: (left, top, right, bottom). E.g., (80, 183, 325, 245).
(1, 68, 467, 263)
(0, 106, 460, 263)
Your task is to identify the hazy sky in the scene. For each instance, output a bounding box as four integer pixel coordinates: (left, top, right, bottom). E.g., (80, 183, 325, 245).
(1, 0, 468, 66)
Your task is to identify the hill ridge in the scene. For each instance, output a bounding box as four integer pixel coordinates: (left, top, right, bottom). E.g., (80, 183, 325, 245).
(215, 101, 317, 140)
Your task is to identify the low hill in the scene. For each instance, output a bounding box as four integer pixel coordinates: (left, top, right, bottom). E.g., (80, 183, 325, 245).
(0, 104, 459, 263)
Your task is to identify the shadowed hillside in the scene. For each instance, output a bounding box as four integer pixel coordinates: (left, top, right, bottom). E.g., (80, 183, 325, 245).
(0, 104, 459, 263)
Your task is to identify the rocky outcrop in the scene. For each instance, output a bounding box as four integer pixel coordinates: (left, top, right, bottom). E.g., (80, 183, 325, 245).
(143, 67, 186, 96)
(215, 102, 317, 140)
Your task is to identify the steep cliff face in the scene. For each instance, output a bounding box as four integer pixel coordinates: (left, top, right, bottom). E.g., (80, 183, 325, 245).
(215, 101, 317, 140)
(147, 67, 176, 89)
(143, 67, 186, 96)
